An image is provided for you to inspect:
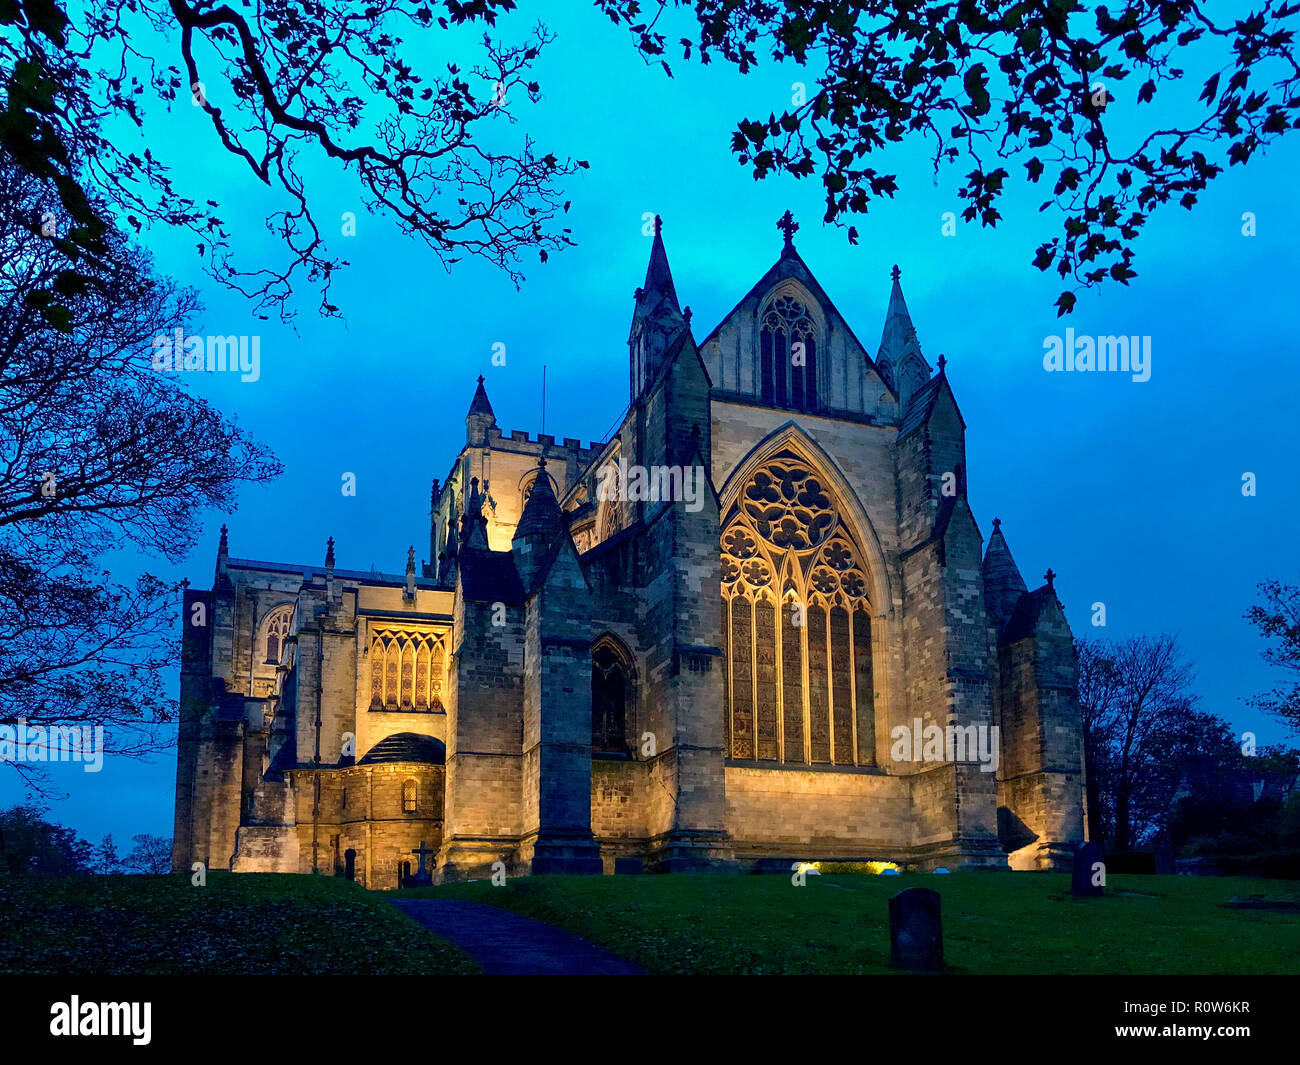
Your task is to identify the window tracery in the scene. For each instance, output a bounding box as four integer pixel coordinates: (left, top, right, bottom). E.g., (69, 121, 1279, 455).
(721, 450, 874, 765)
(262, 607, 293, 665)
(369, 627, 449, 712)
(759, 294, 819, 412)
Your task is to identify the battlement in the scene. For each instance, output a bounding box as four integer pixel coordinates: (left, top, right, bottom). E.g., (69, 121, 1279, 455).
(488, 426, 605, 461)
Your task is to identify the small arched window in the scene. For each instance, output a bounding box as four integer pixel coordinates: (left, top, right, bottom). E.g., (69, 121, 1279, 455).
(760, 295, 818, 413)
(402, 779, 417, 814)
(263, 607, 293, 665)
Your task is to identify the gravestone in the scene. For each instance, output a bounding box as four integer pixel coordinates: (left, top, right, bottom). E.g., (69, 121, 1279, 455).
(881, 868, 901, 876)
(404, 841, 435, 887)
(614, 857, 644, 875)
(1071, 841, 1104, 897)
(932, 867, 950, 875)
(1154, 844, 1176, 876)
(889, 888, 943, 972)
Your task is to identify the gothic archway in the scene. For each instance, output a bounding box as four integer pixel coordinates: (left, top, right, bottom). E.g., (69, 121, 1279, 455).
(721, 448, 875, 765)
(591, 636, 634, 756)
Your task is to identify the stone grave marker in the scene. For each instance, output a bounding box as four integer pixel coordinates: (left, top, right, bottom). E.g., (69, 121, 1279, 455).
(1071, 841, 1104, 897)
(889, 888, 943, 972)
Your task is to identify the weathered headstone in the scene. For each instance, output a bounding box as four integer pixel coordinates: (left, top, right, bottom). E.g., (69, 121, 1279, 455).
(614, 857, 644, 875)
(1071, 841, 1104, 897)
(1154, 844, 1176, 876)
(932, 867, 950, 875)
(406, 841, 435, 887)
(889, 888, 943, 971)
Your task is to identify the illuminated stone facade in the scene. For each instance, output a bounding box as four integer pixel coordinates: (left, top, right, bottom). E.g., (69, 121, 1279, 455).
(172, 217, 1085, 885)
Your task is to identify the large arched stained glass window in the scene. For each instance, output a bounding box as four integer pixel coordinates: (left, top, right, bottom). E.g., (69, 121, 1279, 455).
(721, 450, 874, 765)
(759, 295, 818, 413)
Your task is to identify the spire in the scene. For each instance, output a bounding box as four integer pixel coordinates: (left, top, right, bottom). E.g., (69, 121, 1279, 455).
(982, 517, 1028, 630)
(324, 536, 337, 600)
(876, 263, 930, 406)
(514, 458, 563, 543)
(629, 215, 688, 399)
(465, 375, 496, 446)
(215, 523, 229, 583)
(459, 477, 489, 550)
(467, 375, 494, 418)
(512, 457, 565, 591)
(404, 545, 416, 600)
(878, 265, 924, 367)
(637, 215, 680, 315)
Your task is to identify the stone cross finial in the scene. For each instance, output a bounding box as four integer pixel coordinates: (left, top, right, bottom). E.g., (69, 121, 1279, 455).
(325, 536, 335, 569)
(477, 374, 484, 385)
(654, 214, 663, 236)
(1044, 568, 1056, 589)
(777, 210, 799, 249)
(891, 264, 901, 282)
(937, 353, 947, 374)
(992, 517, 1001, 531)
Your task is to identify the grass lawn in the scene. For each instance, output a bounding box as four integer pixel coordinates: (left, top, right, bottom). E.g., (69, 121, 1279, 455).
(0, 872, 477, 975)
(410, 871, 1300, 975)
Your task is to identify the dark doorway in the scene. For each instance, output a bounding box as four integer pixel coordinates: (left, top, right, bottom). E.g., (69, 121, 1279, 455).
(344, 849, 356, 881)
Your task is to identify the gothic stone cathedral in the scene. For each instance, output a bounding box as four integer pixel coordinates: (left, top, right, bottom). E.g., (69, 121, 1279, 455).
(172, 216, 1086, 887)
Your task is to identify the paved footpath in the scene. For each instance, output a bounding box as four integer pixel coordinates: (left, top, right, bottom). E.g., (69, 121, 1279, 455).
(390, 898, 646, 975)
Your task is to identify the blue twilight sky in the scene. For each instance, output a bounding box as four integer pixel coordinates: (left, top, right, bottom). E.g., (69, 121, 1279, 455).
(6, 5, 1298, 844)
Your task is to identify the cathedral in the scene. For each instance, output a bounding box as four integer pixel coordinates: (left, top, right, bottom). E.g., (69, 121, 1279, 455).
(172, 214, 1086, 886)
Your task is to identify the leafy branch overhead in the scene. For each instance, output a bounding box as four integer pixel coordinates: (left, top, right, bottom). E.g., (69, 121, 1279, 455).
(601, 0, 1300, 315)
(2, 0, 584, 322)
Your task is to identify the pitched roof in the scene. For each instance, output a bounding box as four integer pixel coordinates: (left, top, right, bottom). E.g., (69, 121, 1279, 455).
(899, 373, 944, 437)
(357, 732, 446, 766)
(999, 586, 1056, 645)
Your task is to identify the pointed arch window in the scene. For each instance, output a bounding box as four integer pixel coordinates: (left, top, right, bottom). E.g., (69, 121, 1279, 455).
(262, 607, 293, 665)
(721, 450, 875, 765)
(760, 295, 819, 413)
(592, 640, 633, 756)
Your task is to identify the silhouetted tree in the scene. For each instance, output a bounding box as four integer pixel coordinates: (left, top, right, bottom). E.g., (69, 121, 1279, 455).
(0, 803, 91, 873)
(1, 0, 582, 322)
(1245, 578, 1300, 736)
(607, 0, 1300, 313)
(1076, 634, 1205, 848)
(93, 833, 123, 875)
(125, 833, 173, 875)
(0, 153, 282, 791)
